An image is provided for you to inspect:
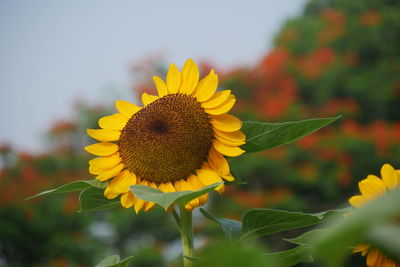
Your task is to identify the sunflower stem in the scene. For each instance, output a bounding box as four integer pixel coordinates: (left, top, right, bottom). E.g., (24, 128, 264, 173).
(172, 207, 181, 227)
(178, 205, 194, 267)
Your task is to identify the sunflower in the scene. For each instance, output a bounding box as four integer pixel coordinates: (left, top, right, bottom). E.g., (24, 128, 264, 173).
(85, 59, 245, 213)
(348, 163, 400, 267)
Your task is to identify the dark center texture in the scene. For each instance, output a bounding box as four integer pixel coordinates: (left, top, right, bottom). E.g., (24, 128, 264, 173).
(119, 93, 214, 184)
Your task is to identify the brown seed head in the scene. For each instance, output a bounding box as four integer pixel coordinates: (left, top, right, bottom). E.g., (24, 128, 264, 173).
(119, 94, 213, 184)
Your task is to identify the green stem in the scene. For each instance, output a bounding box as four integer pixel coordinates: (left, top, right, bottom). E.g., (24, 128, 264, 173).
(178, 205, 194, 267)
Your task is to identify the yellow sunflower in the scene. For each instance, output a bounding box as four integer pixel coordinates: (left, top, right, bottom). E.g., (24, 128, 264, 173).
(84, 59, 245, 213)
(348, 163, 400, 267)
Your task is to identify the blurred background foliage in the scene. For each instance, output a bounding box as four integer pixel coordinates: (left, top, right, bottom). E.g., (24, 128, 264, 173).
(1, 0, 400, 266)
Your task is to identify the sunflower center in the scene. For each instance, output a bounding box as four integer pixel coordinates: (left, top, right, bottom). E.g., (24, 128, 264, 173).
(151, 120, 168, 134)
(119, 94, 214, 184)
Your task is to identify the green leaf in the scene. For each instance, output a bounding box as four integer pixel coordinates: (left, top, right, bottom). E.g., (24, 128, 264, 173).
(26, 179, 106, 200)
(79, 187, 120, 212)
(130, 182, 222, 211)
(241, 116, 341, 153)
(241, 208, 344, 240)
(95, 255, 133, 267)
(311, 188, 400, 267)
(267, 246, 313, 267)
(200, 208, 242, 241)
(284, 229, 326, 246)
(366, 224, 400, 263)
(184, 255, 202, 263)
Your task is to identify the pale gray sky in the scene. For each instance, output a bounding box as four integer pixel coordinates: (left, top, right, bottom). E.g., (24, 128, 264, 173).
(0, 0, 307, 152)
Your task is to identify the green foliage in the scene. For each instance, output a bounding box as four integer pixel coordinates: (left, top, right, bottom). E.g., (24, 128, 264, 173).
(241, 116, 341, 153)
(311, 188, 400, 266)
(268, 246, 313, 267)
(130, 182, 222, 211)
(282, 0, 400, 122)
(27, 179, 106, 199)
(200, 208, 242, 241)
(199, 191, 399, 267)
(79, 187, 120, 212)
(284, 229, 326, 246)
(95, 255, 133, 267)
(241, 208, 344, 240)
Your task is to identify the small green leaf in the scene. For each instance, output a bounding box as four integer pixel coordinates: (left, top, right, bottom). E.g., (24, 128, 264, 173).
(241, 116, 341, 153)
(184, 255, 202, 263)
(285, 229, 327, 246)
(26, 179, 106, 200)
(95, 255, 133, 267)
(79, 187, 120, 212)
(241, 208, 344, 240)
(267, 246, 313, 267)
(130, 182, 222, 211)
(200, 208, 242, 241)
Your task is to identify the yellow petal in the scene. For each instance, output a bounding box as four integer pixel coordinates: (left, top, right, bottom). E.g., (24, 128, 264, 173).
(180, 59, 199, 95)
(199, 193, 209, 206)
(174, 179, 192, 192)
(221, 173, 235, 182)
(213, 139, 245, 157)
(195, 69, 218, 102)
(158, 183, 176, 211)
(107, 170, 136, 194)
(115, 100, 140, 118)
(208, 153, 235, 181)
(205, 95, 236, 115)
(348, 195, 369, 208)
(187, 174, 209, 206)
(214, 128, 246, 146)
(134, 199, 145, 214)
(120, 192, 136, 208)
(134, 180, 149, 213)
(89, 153, 121, 173)
(95, 163, 124, 181)
(211, 114, 242, 132)
(201, 90, 231, 109)
(89, 165, 102, 175)
(353, 243, 371, 255)
(384, 258, 398, 267)
(159, 182, 176, 193)
(98, 113, 128, 131)
(85, 142, 118, 156)
(359, 175, 386, 197)
(86, 129, 120, 142)
(175, 179, 199, 209)
(141, 92, 159, 106)
(166, 63, 181, 93)
(380, 163, 398, 190)
(104, 185, 119, 199)
(207, 150, 235, 181)
(366, 249, 380, 267)
(208, 148, 230, 176)
(153, 76, 168, 97)
(215, 183, 225, 194)
(144, 201, 155, 212)
(143, 182, 156, 211)
(197, 168, 222, 186)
